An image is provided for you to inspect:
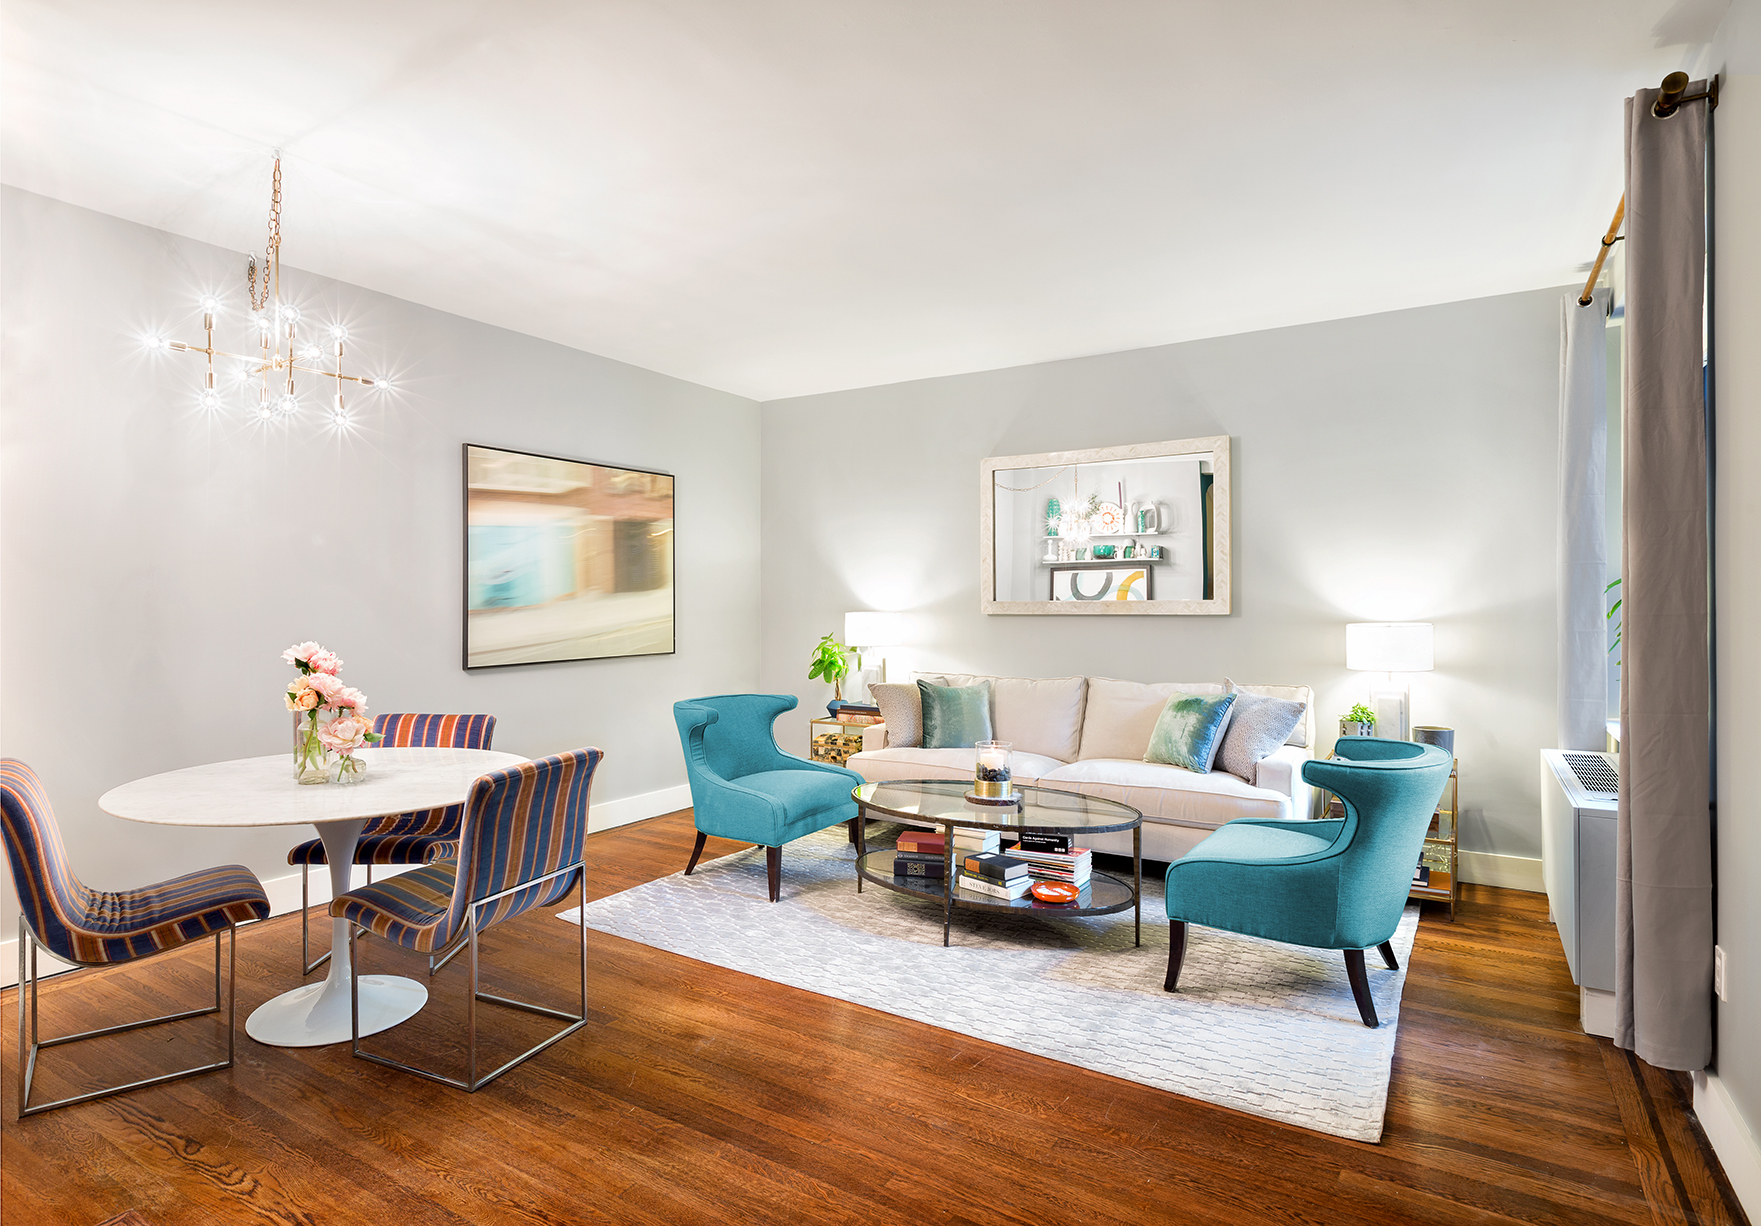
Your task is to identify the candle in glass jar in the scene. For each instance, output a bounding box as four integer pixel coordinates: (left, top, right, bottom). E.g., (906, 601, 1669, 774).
(977, 746, 1008, 772)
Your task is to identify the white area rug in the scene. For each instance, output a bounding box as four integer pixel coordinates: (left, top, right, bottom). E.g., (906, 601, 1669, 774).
(559, 826, 1420, 1142)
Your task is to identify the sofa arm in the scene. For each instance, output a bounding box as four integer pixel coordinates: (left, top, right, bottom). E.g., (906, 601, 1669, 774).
(1253, 745, 1318, 818)
(862, 722, 890, 752)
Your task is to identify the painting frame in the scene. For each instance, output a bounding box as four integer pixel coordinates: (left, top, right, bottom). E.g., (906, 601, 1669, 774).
(462, 442, 676, 671)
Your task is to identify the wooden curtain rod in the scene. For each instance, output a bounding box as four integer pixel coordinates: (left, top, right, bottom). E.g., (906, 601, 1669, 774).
(1576, 72, 1719, 308)
(1578, 197, 1625, 307)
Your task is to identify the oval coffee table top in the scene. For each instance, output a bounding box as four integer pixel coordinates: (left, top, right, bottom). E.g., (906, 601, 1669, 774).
(99, 746, 528, 828)
(853, 778, 1143, 835)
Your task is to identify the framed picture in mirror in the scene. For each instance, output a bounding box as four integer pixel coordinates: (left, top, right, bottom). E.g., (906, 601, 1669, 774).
(980, 435, 1229, 616)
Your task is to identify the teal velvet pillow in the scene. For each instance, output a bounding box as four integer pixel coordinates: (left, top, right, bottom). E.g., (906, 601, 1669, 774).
(1144, 692, 1237, 773)
(918, 680, 993, 749)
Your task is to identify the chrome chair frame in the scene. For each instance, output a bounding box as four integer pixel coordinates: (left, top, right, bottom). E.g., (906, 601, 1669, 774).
(346, 858, 587, 1092)
(16, 915, 238, 1118)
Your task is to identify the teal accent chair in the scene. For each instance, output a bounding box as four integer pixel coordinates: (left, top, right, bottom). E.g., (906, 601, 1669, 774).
(673, 694, 864, 901)
(1163, 737, 1453, 1027)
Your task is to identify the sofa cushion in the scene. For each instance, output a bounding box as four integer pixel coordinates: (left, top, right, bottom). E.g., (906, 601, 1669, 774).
(1215, 691, 1307, 781)
(1226, 679, 1315, 749)
(1145, 692, 1238, 773)
(1077, 677, 1223, 761)
(914, 673, 1087, 762)
(1037, 758, 1292, 828)
(919, 680, 993, 749)
(870, 682, 922, 748)
(846, 747, 1067, 786)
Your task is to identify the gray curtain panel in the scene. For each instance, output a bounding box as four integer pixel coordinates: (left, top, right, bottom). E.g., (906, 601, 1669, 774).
(1616, 83, 1713, 1071)
(1557, 288, 1610, 752)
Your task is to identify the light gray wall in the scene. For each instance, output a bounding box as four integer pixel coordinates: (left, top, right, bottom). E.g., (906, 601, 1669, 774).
(761, 287, 1565, 862)
(1711, 0, 1761, 1185)
(0, 187, 761, 930)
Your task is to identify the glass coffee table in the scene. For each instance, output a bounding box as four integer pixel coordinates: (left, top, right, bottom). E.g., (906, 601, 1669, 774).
(851, 779, 1143, 947)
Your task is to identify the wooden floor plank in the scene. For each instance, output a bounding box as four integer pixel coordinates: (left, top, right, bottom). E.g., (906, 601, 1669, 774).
(2, 811, 1748, 1226)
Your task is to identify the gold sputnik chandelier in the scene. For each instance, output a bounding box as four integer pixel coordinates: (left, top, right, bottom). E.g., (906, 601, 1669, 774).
(148, 154, 388, 424)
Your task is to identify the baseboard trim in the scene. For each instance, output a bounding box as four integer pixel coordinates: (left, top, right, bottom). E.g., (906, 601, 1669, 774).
(1458, 850, 1544, 893)
(590, 783, 691, 833)
(1694, 1069, 1761, 1220)
(1, 786, 693, 988)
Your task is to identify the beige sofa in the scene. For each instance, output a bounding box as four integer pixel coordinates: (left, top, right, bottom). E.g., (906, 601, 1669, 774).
(848, 673, 1316, 864)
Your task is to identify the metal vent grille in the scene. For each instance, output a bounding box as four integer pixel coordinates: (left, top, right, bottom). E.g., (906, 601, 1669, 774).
(1564, 752, 1619, 795)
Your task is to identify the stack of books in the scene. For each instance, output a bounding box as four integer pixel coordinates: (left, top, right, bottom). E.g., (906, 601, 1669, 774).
(894, 829, 946, 881)
(831, 703, 883, 726)
(952, 827, 1000, 856)
(1006, 832, 1093, 888)
(957, 851, 1032, 900)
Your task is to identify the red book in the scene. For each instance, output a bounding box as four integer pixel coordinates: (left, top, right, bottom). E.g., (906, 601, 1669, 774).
(896, 830, 946, 854)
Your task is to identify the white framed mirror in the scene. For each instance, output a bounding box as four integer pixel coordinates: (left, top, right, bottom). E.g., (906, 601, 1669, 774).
(979, 436, 1230, 615)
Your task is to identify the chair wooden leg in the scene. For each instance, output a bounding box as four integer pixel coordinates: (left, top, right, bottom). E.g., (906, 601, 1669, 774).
(683, 831, 708, 876)
(1378, 941, 1399, 971)
(1163, 920, 1188, 992)
(1345, 949, 1379, 1027)
(765, 846, 781, 902)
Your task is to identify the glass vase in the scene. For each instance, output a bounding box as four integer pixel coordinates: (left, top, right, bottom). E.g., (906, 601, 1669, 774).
(333, 753, 367, 785)
(293, 711, 332, 784)
(973, 740, 1013, 800)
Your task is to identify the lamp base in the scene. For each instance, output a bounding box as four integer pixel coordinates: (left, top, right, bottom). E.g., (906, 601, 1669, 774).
(1370, 689, 1409, 740)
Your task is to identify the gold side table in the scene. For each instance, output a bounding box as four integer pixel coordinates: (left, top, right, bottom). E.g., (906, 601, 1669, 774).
(808, 716, 872, 767)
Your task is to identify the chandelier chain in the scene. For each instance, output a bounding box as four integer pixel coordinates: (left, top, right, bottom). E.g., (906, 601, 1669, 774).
(248, 157, 283, 311)
(994, 465, 1073, 493)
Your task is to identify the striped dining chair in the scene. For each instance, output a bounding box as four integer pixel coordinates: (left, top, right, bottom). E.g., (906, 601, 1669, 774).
(0, 759, 270, 1117)
(286, 712, 496, 974)
(331, 748, 602, 1092)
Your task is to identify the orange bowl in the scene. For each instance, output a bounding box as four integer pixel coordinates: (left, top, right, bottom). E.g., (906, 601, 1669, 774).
(1030, 881, 1080, 904)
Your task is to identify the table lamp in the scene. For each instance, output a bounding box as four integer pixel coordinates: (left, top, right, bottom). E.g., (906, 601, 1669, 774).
(1345, 622, 1433, 740)
(844, 612, 904, 704)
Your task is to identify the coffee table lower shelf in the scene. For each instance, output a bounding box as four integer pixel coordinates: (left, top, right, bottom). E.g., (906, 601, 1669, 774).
(855, 850, 1139, 944)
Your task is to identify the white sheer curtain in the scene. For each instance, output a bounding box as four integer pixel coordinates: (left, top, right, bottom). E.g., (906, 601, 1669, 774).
(1558, 288, 1610, 751)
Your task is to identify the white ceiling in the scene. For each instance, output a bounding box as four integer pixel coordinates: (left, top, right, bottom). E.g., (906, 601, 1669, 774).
(0, 1, 1724, 401)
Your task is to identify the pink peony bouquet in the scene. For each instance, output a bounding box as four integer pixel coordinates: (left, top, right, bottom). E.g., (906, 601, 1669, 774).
(283, 641, 381, 783)
(282, 641, 343, 676)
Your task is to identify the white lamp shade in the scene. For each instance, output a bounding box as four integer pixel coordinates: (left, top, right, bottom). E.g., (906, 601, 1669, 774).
(844, 611, 904, 648)
(1346, 622, 1434, 672)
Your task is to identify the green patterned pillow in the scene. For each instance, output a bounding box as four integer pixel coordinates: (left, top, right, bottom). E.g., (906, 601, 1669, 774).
(918, 680, 993, 749)
(1144, 692, 1238, 773)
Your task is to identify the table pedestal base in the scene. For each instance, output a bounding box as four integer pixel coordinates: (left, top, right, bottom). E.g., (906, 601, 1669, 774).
(247, 974, 427, 1047)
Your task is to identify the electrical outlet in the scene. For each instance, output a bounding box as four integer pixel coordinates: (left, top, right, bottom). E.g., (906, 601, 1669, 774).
(1714, 945, 1728, 1002)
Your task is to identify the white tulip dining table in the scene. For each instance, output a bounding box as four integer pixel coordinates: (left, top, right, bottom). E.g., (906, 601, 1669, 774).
(98, 745, 526, 1047)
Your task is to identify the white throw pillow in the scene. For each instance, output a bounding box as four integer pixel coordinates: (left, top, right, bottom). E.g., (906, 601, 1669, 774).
(870, 682, 923, 748)
(1225, 679, 1315, 748)
(913, 673, 1086, 761)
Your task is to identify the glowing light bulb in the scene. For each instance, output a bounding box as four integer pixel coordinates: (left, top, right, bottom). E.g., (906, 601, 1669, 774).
(280, 305, 301, 323)
(373, 378, 391, 389)
(200, 295, 220, 315)
(257, 403, 275, 422)
(145, 335, 168, 351)
(199, 389, 221, 410)
(300, 343, 321, 361)
(252, 312, 272, 333)
(329, 325, 348, 341)
(278, 393, 298, 416)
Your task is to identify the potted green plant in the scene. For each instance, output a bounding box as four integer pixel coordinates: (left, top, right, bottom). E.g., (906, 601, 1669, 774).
(1340, 704, 1377, 738)
(808, 633, 851, 716)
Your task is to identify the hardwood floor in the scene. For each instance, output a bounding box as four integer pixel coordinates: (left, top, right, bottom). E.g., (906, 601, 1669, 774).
(2, 810, 1749, 1226)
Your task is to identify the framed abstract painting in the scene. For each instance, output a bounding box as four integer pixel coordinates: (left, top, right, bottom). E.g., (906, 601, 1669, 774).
(463, 443, 675, 669)
(1049, 564, 1153, 602)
